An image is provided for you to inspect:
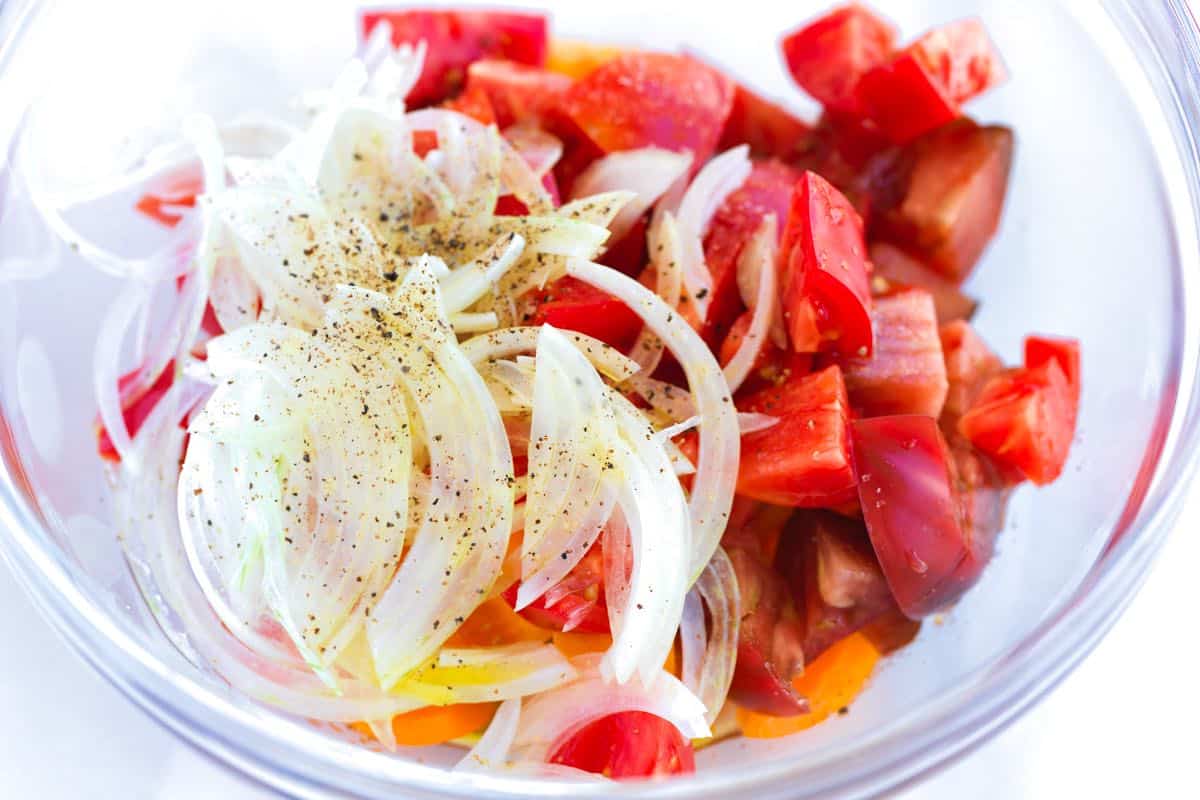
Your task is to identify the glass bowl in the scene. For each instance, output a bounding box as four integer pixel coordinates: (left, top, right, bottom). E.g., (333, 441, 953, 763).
(1, 0, 1198, 797)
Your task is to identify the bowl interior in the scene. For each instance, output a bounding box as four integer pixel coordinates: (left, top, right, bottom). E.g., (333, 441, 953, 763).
(0, 0, 1187, 794)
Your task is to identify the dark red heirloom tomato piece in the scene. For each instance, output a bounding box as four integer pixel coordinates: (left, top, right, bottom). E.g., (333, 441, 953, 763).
(463, 59, 573, 128)
(558, 52, 735, 168)
(852, 414, 1007, 618)
(703, 159, 801, 346)
(726, 546, 809, 716)
(907, 18, 1007, 107)
(869, 119, 1014, 282)
(549, 711, 695, 778)
(939, 319, 1003, 424)
(737, 365, 857, 507)
(776, 510, 897, 663)
(96, 361, 176, 462)
(501, 541, 609, 634)
(527, 276, 643, 352)
(718, 83, 814, 161)
(958, 359, 1077, 486)
(780, 171, 873, 357)
(841, 289, 948, 418)
(780, 3, 897, 115)
(870, 242, 976, 323)
(360, 10, 548, 107)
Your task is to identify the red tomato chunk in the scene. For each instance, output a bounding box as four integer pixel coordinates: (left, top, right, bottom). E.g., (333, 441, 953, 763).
(464, 59, 573, 128)
(550, 711, 695, 778)
(781, 4, 897, 116)
(842, 289, 948, 418)
(526, 277, 643, 352)
(870, 242, 976, 323)
(938, 320, 1003, 424)
(719, 83, 814, 161)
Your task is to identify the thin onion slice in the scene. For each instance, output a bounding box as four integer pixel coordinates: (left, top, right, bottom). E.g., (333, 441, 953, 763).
(723, 215, 779, 394)
(681, 547, 740, 724)
(629, 209, 684, 373)
(569, 148, 692, 242)
(462, 326, 640, 383)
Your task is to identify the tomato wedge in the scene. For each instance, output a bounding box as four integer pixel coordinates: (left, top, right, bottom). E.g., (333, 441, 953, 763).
(870, 242, 976, 323)
(463, 59, 573, 128)
(501, 541, 609, 634)
(906, 19, 1008, 107)
(851, 414, 1004, 618)
(549, 711, 695, 778)
(841, 289, 948, 418)
(558, 52, 735, 169)
(1025, 335, 1081, 406)
(869, 119, 1015, 281)
(781, 3, 896, 115)
(939, 319, 1003, 424)
(719, 83, 814, 161)
(360, 10, 548, 106)
(546, 39, 627, 80)
(442, 82, 497, 125)
(737, 365, 857, 507)
(780, 171, 874, 356)
(526, 276, 643, 352)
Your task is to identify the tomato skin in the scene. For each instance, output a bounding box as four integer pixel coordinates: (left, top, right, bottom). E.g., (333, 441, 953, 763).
(501, 542, 609, 634)
(527, 276, 643, 352)
(780, 4, 897, 116)
(719, 83, 814, 161)
(868, 119, 1014, 282)
(856, 53, 959, 145)
(736, 365, 857, 507)
(907, 18, 1007, 107)
(958, 359, 1077, 486)
(780, 171, 874, 357)
(701, 159, 800, 346)
(939, 320, 1003, 424)
(549, 711, 696, 778)
(360, 10, 548, 106)
(851, 414, 999, 618)
(463, 59, 573, 128)
(841, 289, 948, 418)
(441, 82, 497, 125)
(1025, 335, 1081, 403)
(870, 242, 976, 323)
(726, 546, 809, 717)
(559, 52, 735, 169)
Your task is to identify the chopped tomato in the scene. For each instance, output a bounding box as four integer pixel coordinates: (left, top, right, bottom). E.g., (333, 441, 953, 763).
(558, 52, 735, 169)
(860, 607, 922, 654)
(777, 510, 897, 663)
(599, 215, 649, 276)
(907, 19, 1007, 107)
(463, 59, 573, 128)
(353, 703, 498, 747)
(727, 546, 809, 716)
(939, 319, 1003, 424)
(135, 171, 202, 227)
(1025, 335, 1081, 405)
(442, 82, 497, 125)
(495, 168, 561, 216)
(737, 365, 857, 507)
(550, 710, 695, 778)
(780, 4, 896, 115)
(96, 361, 176, 462)
(869, 119, 1014, 281)
(851, 414, 1002, 617)
(703, 159, 801, 346)
(501, 541, 609, 634)
(526, 276, 643, 352)
(779, 171, 873, 356)
(360, 10, 548, 106)
(412, 129, 439, 158)
(447, 597, 551, 647)
(720, 499, 795, 564)
(870, 242, 976, 323)
(546, 39, 628, 79)
(815, 111, 893, 173)
(855, 52, 959, 145)
(718, 83, 814, 161)
(737, 632, 879, 737)
(841, 289, 948, 418)
(720, 312, 814, 397)
(958, 358, 1077, 486)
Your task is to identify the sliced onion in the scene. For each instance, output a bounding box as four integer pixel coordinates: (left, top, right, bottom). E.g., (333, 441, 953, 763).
(462, 326, 640, 382)
(440, 233, 526, 314)
(629, 209, 684, 373)
(737, 412, 781, 435)
(682, 547, 740, 724)
(503, 124, 563, 178)
(556, 191, 637, 229)
(674, 145, 751, 320)
(569, 149, 692, 242)
(622, 373, 697, 423)
(723, 215, 779, 394)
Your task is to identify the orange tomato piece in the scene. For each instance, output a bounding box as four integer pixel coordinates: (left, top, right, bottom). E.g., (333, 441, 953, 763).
(736, 632, 880, 738)
(351, 702, 499, 747)
(446, 597, 553, 648)
(546, 38, 627, 79)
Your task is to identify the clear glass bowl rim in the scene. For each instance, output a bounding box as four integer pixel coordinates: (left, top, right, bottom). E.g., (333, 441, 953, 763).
(1, 1, 1199, 797)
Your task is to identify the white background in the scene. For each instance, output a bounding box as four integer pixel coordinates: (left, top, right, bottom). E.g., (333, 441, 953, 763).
(2, 486, 1198, 799)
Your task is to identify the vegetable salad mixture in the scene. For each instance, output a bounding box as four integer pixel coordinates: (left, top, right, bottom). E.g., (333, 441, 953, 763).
(86, 3, 1080, 781)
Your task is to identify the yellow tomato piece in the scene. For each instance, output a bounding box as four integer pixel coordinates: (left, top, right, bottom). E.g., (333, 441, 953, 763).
(547, 38, 629, 79)
(736, 633, 880, 739)
(351, 702, 499, 747)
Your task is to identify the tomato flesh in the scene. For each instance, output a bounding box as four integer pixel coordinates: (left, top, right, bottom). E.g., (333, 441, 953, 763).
(96, 362, 176, 462)
(1025, 335, 1081, 407)
(939, 320, 1003, 424)
(851, 414, 1002, 618)
(781, 4, 897, 115)
(841, 289, 948, 418)
(737, 365, 856, 507)
(869, 119, 1014, 282)
(526, 276, 643, 352)
(442, 82, 497, 125)
(464, 59, 573, 128)
(870, 242, 976, 323)
(501, 541, 609, 634)
(549, 710, 695, 778)
(360, 10, 548, 106)
(558, 52, 735, 169)
(780, 171, 873, 356)
(719, 83, 814, 161)
(907, 18, 1008, 107)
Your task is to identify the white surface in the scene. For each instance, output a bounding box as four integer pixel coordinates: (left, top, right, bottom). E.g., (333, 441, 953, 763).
(2, 484, 1198, 799)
